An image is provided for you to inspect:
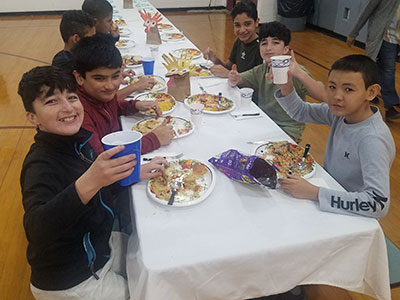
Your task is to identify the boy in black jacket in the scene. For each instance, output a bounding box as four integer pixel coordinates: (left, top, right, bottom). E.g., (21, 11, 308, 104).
(18, 66, 165, 300)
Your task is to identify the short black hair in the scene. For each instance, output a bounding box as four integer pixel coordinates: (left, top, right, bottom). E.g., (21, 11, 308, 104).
(18, 66, 77, 113)
(231, 0, 258, 21)
(329, 54, 379, 89)
(82, 0, 113, 19)
(259, 21, 291, 46)
(72, 33, 122, 77)
(60, 10, 95, 43)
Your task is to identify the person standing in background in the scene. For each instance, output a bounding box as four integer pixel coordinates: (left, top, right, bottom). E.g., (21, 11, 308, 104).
(347, 0, 400, 122)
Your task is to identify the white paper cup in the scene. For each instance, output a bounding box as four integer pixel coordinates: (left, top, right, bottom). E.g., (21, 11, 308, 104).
(240, 87, 254, 108)
(189, 103, 204, 127)
(271, 55, 291, 84)
(150, 45, 159, 59)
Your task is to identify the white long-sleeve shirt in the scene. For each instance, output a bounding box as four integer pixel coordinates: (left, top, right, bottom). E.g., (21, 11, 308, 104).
(275, 89, 395, 218)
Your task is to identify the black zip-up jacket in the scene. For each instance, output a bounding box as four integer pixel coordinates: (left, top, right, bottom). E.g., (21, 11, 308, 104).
(20, 128, 117, 290)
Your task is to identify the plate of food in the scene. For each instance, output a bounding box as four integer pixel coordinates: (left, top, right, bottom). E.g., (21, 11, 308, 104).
(161, 32, 185, 42)
(147, 159, 216, 207)
(133, 116, 194, 138)
(134, 92, 176, 115)
(254, 141, 316, 178)
(130, 75, 167, 92)
(119, 27, 132, 37)
(172, 48, 202, 60)
(114, 18, 127, 26)
(184, 94, 235, 114)
(158, 23, 173, 31)
(122, 55, 142, 68)
(190, 65, 213, 77)
(116, 39, 135, 49)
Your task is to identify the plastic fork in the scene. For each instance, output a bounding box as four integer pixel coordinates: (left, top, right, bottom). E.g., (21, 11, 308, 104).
(168, 177, 184, 205)
(297, 144, 311, 171)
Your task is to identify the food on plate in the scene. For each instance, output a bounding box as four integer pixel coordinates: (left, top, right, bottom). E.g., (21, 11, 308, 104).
(163, 33, 184, 40)
(122, 55, 142, 66)
(130, 75, 166, 92)
(115, 39, 132, 48)
(135, 92, 175, 115)
(133, 116, 193, 137)
(191, 65, 212, 77)
(256, 141, 315, 177)
(158, 23, 173, 30)
(114, 18, 127, 26)
(149, 159, 209, 202)
(174, 48, 201, 58)
(186, 94, 233, 112)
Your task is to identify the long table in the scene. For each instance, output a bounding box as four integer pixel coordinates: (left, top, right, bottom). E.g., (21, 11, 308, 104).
(114, 1, 391, 299)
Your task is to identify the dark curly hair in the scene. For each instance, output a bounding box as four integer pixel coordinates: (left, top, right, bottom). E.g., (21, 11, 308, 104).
(18, 66, 77, 113)
(259, 21, 291, 46)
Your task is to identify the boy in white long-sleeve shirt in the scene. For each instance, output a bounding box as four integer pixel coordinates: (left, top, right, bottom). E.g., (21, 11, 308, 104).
(274, 54, 395, 218)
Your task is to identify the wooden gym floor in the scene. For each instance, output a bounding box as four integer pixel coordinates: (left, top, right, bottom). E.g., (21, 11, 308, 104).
(0, 11, 399, 300)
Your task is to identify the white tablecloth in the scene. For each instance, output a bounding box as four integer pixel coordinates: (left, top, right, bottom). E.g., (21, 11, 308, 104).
(114, 1, 391, 299)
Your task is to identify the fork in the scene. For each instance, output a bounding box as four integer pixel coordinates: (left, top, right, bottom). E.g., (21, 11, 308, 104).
(143, 153, 183, 161)
(198, 84, 207, 94)
(297, 144, 310, 171)
(168, 177, 184, 205)
(247, 140, 268, 145)
(232, 113, 260, 118)
(217, 92, 222, 108)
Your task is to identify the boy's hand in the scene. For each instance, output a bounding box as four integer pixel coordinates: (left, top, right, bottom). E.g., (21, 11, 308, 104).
(288, 50, 302, 78)
(279, 175, 319, 201)
(266, 65, 294, 96)
(346, 36, 355, 47)
(121, 68, 135, 84)
(140, 157, 168, 179)
(209, 65, 229, 78)
(76, 146, 136, 204)
(135, 100, 162, 117)
(111, 22, 120, 38)
(228, 64, 241, 87)
(204, 47, 218, 63)
(152, 119, 175, 145)
(132, 76, 155, 91)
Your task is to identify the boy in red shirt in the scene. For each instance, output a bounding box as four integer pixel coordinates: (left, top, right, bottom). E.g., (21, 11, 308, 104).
(72, 34, 174, 155)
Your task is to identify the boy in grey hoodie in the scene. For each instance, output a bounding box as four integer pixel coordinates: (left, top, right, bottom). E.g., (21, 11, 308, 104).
(274, 55, 395, 218)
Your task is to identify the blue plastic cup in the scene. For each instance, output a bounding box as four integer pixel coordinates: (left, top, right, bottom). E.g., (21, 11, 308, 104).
(142, 57, 155, 75)
(101, 131, 142, 186)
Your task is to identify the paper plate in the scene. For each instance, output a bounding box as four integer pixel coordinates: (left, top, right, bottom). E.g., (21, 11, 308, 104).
(116, 39, 135, 49)
(147, 159, 216, 207)
(130, 75, 167, 93)
(122, 55, 142, 68)
(133, 116, 194, 139)
(134, 92, 176, 115)
(119, 27, 132, 37)
(254, 141, 316, 179)
(158, 23, 174, 31)
(184, 94, 235, 114)
(161, 32, 185, 42)
(172, 48, 202, 60)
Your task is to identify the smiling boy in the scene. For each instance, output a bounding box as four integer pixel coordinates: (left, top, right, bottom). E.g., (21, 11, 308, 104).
(72, 33, 174, 155)
(19, 66, 167, 299)
(275, 55, 395, 218)
(18, 66, 136, 299)
(204, 0, 263, 77)
(228, 21, 321, 142)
